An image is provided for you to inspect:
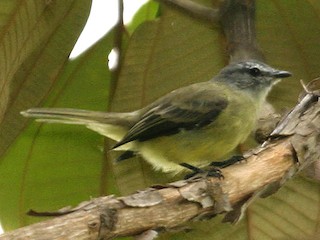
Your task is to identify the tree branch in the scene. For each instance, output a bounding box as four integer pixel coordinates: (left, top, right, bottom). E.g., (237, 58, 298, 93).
(1, 90, 319, 240)
(219, 0, 265, 62)
(155, 0, 219, 22)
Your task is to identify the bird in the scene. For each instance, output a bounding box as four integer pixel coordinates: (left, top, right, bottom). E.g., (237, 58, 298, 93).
(21, 60, 291, 174)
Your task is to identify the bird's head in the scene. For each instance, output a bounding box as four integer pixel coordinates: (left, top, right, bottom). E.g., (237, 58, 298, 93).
(216, 60, 291, 99)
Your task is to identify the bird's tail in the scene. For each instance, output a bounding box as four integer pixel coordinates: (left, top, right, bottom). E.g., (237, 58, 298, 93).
(21, 108, 136, 126)
(21, 108, 137, 142)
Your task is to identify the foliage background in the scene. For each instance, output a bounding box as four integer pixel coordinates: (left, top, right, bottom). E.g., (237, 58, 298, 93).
(0, 0, 320, 239)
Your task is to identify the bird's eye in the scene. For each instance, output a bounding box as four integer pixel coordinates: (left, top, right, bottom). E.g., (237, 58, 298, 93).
(249, 67, 261, 76)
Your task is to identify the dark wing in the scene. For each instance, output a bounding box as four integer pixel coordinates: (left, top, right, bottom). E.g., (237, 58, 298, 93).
(113, 84, 228, 148)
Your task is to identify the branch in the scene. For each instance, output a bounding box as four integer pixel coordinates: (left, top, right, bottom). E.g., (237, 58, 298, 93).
(109, 0, 124, 98)
(219, 0, 265, 62)
(155, 0, 219, 22)
(1, 91, 319, 240)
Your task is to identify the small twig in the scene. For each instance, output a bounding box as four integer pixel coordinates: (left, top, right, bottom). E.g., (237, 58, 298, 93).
(156, 0, 219, 22)
(101, 0, 125, 196)
(135, 230, 158, 240)
(109, 0, 124, 97)
(300, 79, 310, 94)
(268, 92, 318, 138)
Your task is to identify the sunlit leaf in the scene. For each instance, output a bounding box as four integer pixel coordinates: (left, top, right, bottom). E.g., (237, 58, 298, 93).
(0, 0, 92, 159)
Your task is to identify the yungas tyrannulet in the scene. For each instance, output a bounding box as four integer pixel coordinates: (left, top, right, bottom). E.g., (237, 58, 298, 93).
(22, 60, 291, 174)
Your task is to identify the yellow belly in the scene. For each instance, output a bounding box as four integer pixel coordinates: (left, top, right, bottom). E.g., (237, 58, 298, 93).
(137, 101, 257, 173)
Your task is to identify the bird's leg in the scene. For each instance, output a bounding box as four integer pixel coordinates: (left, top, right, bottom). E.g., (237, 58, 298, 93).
(181, 156, 244, 180)
(179, 162, 223, 180)
(210, 155, 245, 168)
(115, 150, 136, 162)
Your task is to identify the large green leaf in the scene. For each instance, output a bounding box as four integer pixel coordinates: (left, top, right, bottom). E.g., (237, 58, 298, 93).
(257, 0, 320, 109)
(0, 0, 92, 158)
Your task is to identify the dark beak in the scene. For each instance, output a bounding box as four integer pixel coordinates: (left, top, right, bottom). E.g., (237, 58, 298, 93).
(272, 70, 292, 78)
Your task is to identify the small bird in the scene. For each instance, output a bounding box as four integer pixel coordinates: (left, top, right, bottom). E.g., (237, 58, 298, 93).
(21, 60, 291, 174)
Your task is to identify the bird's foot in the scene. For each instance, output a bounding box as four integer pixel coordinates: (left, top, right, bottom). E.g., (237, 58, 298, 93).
(180, 163, 224, 180)
(115, 151, 136, 162)
(210, 155, 245, 168)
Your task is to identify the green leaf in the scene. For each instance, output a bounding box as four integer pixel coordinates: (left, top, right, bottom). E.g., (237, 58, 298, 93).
(0, 0, 92, 159)
(257, 0, 320, 109)
(249, 177, 320, 239)
(127, 1, 160, 34)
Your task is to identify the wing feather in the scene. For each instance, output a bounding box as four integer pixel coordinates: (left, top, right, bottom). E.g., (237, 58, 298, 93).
(113, 83, 228, 148)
